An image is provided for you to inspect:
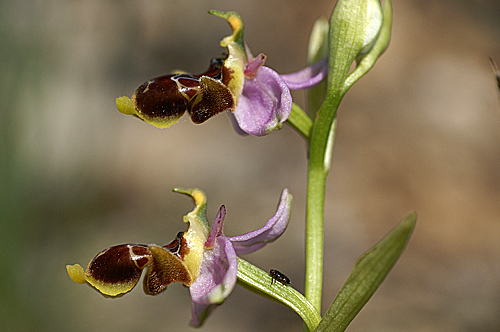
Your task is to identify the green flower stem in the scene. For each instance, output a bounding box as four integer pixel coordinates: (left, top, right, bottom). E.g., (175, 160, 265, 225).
(287, 103, 313, 140)
(304, 0, 390, 315)
(237, 257, 321, 331)
(305, 0, 362, 309)
(305, 96, 340, 312)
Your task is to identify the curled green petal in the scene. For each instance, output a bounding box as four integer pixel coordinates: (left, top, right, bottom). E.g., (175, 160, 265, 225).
(208, 10, 247, 104)
(208, 10, 245, 53)
(172, 188, 211, 281)
(173, 187, 208, 228)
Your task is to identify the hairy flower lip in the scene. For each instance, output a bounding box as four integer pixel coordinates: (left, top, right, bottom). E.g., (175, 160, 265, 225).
(116, 56, 235, 128)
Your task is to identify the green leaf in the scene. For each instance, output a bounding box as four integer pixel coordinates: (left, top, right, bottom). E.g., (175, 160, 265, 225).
(315, 212, 417, 332)
(236, 258, 321, 331)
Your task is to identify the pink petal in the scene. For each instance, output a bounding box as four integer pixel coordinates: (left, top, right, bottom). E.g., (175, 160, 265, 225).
(189, 236, 238, 326)
(234, 66, 292, 136)
(281, 57, 327, 90)
(229, 188, 292, 255)
(190, 302, 217, 328)
(244, 53, 267, 79)
(205, 205, 226, 249)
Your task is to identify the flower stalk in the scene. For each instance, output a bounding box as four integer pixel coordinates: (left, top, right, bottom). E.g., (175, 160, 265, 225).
(304, 0, 388, 312)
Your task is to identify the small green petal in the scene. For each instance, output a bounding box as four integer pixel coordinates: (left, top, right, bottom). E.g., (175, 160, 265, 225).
(208, 10, 246, 104)
(173, 188, 211, 281)
(208, 10, 245, 53)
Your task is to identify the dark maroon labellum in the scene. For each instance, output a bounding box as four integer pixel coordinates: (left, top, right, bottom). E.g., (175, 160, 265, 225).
(87, 244, 151, 285)
(83, 231, 194, 296)
(133, 57, 235, 124)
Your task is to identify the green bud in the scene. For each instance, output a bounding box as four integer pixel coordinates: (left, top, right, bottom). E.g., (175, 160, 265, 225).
(327, 0, 385, 98)
(357, 0, 384, 57)
(344, 0, 393, 93)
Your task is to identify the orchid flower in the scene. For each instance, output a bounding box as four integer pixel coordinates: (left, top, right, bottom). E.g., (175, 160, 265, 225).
(66, 187, 292, 327)
(116, 10, 327, 136)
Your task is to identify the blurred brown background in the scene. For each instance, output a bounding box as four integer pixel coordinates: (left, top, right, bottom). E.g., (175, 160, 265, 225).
(2, 0, 500, 331)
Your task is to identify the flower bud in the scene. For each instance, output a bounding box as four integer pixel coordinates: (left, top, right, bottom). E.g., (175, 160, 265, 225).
(328, 0, 384, 92)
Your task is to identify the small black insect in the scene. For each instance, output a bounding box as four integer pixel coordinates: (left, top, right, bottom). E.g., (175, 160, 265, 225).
(270, 269, 291, 286)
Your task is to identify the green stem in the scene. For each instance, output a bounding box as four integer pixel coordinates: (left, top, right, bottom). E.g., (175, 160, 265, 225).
(301, 0, 393, 322)
(304, 0, 390, 312)
(237, 258, 321, 331)
(304, 167, 327, 312)
(305, 96, 340, 313)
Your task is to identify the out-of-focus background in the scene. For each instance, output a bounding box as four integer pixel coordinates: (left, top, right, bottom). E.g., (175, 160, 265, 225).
(2, 0, 500, 331)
